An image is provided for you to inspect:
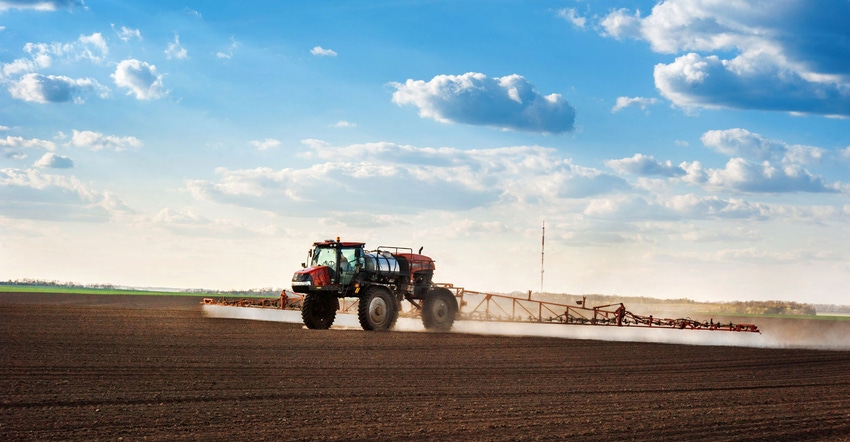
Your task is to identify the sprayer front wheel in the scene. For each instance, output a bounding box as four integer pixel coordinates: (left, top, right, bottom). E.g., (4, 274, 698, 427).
(422, 287, 458, 331)
(358, 287, 398, 331)
(302, 294, 338, 329)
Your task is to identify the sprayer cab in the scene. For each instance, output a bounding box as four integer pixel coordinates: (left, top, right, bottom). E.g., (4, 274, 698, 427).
(291, 239, 367, 294)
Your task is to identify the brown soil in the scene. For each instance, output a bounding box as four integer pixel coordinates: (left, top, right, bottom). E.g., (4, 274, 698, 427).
(1, 293, 849, 441)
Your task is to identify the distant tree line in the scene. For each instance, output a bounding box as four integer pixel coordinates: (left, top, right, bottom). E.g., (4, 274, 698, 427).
(1, 279, 282, 297)
(716, 300, 816, 316)
(813, 304, 850, 314)
(2, 278, 116, 290)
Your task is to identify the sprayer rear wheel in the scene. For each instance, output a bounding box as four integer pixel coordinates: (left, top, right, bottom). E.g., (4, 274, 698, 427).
(422, 287, 458, 331)
(358, 287, 398, 331)
(302, 294, 338, 329)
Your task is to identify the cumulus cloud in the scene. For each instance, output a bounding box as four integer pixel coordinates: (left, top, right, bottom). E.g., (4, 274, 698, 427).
(607, 127, 840, 194)
(701, 128, 825, 165)
(606, 154, 684, 177)
(332, 120, 357, 128)
(111, 59, 166, 99)
(654, 53, 850, 115)
(598, 0, 850, 116)
(612, 96, 659, 113)
(680, 158, 835, 193)
(250, 138, 280, 150)
(390, 72, 576, 134)
(34, 152, 73, 169)
(23, 32, 108, 64)
(68, 130, 142, 151)
(186, 140, 626, 216)
(600, 8, 641, 39)
(164, 34, 188, 60)
(2, 134, 56, 160)
(1, 33, 112, 103)
(0, 168, 133, 221)
(8, 73, 107, 103)
(0, 135, 56, 160)
(310, 46, 337, 57)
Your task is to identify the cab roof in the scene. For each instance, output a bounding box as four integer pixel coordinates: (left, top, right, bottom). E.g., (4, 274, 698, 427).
(313, 239, 365, 247)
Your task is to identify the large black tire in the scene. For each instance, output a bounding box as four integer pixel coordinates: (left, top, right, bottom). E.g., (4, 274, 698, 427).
(358, 286, 398, 331)
(301, 294, 338, 329)
(422, 287, 458, 331)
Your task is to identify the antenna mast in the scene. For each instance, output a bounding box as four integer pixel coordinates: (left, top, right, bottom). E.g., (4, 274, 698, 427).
(540, 220, 545, 294)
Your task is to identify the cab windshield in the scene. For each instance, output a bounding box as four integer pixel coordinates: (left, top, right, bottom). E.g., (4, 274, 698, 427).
(311, 247, 337, 268)
(311, 245, 363, 285)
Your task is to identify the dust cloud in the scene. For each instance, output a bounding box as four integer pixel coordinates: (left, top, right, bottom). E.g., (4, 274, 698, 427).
(202, 305, 850, 350)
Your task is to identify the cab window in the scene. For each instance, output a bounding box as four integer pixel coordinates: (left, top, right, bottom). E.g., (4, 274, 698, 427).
(311, 247, 337, 268)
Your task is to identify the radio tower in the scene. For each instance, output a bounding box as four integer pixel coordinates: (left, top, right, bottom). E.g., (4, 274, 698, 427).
(540, 220, 545, 294)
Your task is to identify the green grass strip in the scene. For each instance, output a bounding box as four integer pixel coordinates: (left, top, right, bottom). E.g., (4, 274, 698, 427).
(0, 285, 271, 298)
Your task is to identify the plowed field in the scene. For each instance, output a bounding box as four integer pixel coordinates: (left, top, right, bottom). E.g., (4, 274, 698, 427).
(1, 293, 849, 441)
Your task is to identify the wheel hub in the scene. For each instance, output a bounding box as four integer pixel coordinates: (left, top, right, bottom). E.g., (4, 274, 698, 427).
(432, 299, 448, 322)
(369, 297, 388, 324)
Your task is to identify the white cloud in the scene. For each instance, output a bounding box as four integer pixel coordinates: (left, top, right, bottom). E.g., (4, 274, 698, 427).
(76, 33, 108, 62)
(34, 152, 73, 169)
(23, 32, 108, 64)
(556, 8, 586, 28)
(583, 193, 771, 222)
(2, 57, 42, 77)
(607, 127, 840, 194)
(332, 120, 357, 128)
(612, 96, 659, 113)
(250, 138, 281, 150)
(682, 158, 835, 193)
(0, 168, 133, 221)
(1, 134, 56, 159)
(390, 72, 576, 134)
(605, 154, 684, 177)
(186, 140, 627, 216)
(112, 24, 141, 41)
(598, 0, 850, 116)
(8, 73, 107, 103)
(654, 52, 850, 115)
(0, 0, 83, 12)
(164, 34, 188, 60)
(0, 135, 56, 151)
(2, 33, 111, 103)
(701, 128, 825, 165)
(310, 46, 337, 57)
(111, 59, 166, 100)
(663, 194, 769, 219)
(68, 130, 142, 151)
(599, 8, 641, 39)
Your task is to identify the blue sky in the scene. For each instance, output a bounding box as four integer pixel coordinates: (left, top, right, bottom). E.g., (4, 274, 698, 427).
(2, 0, 849, 304)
